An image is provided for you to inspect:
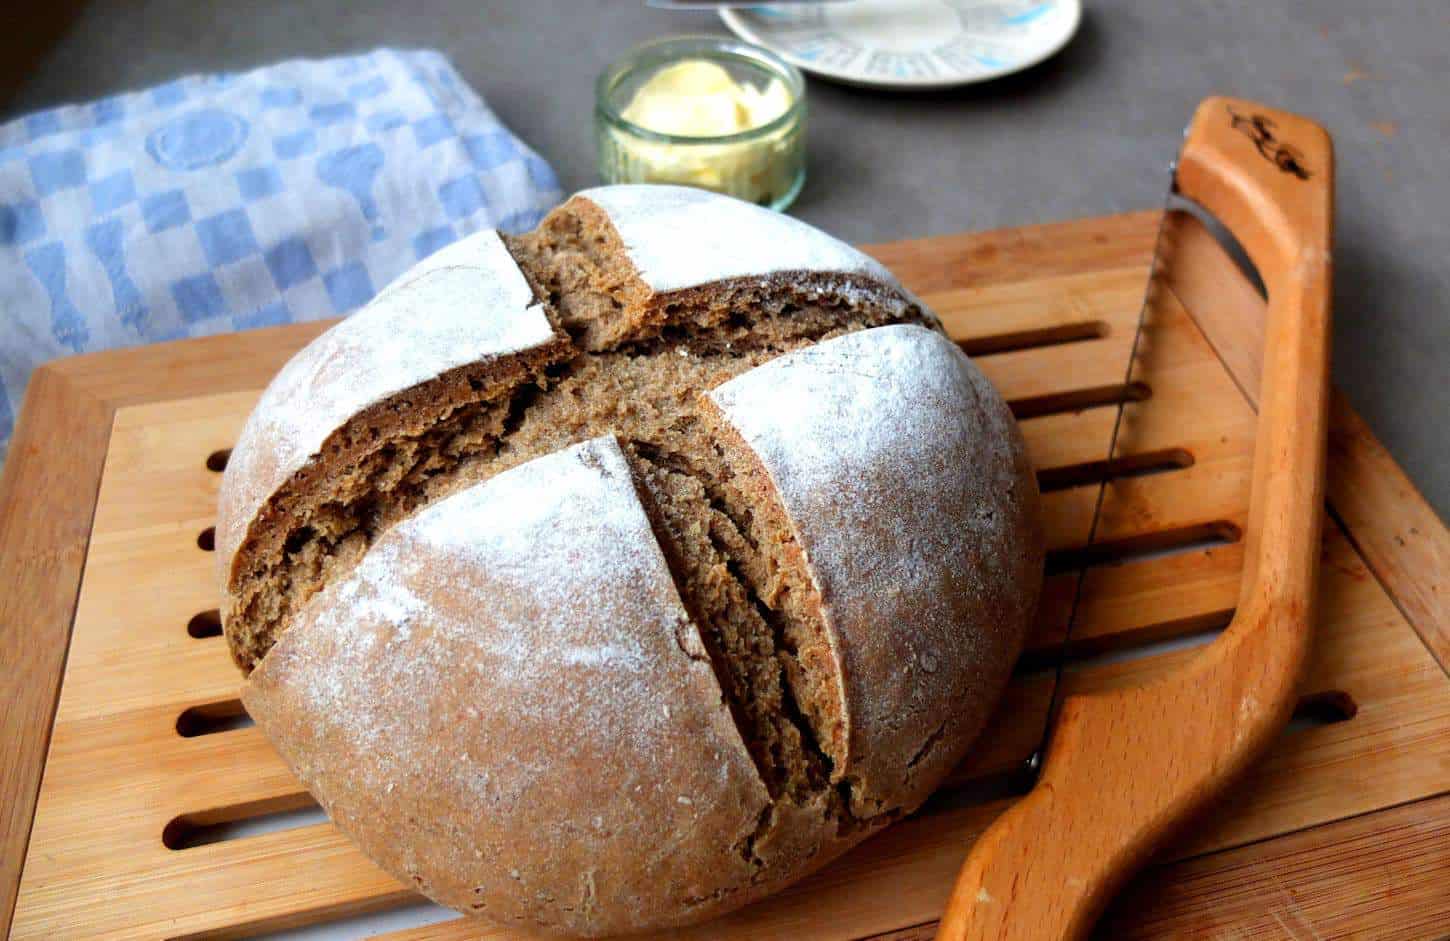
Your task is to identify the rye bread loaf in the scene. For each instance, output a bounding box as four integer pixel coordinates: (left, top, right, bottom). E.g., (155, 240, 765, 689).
(218, 184, 1044, 936)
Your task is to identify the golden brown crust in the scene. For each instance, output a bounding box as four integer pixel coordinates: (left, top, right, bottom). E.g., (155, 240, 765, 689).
(221, 185, 1042, 935)
(243, 438, 772, 935)
(706, 325, 1044, 815)
(219, 345, 567, 671)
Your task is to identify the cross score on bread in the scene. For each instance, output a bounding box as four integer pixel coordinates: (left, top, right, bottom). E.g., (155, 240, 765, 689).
(216, 185, 1044, 936)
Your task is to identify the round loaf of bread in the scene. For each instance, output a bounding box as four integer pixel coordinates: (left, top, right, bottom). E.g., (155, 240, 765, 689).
(218, 185, 1043, 936)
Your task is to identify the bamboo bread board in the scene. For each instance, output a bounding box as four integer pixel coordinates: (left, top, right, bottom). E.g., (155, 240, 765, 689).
(2, 208, 1447, 940)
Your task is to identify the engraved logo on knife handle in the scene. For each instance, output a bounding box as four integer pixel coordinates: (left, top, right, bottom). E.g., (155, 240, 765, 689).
(1228, 106, 1312, 179)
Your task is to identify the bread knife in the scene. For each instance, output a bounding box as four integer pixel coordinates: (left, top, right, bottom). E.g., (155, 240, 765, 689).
(937, 97, 1334, 940)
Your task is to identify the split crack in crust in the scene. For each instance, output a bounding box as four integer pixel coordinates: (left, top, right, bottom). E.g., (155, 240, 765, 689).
(222, 195, 932, 868)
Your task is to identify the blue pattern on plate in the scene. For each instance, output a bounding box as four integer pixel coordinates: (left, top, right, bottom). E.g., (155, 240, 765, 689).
(727, 0, 1077, 85)
(0, 48, 563, 468)
(1002, 3, 1052, 26)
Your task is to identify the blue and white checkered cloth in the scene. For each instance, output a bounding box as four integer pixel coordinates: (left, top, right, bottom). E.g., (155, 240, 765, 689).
(0, 48, 564, 467)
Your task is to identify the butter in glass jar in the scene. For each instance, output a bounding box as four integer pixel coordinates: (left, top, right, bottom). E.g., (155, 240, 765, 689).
(596, 37, 806, 211)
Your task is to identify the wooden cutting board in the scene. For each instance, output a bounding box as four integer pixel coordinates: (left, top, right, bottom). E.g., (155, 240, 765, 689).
(1, 209, 1446, 940)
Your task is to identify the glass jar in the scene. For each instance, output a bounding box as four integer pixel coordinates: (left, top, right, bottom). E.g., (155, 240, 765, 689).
(595, 36, 806, 211)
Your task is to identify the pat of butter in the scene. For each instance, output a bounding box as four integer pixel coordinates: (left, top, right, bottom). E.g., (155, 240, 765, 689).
(608, 59, 799, 206)
(622, 60, 791, 138)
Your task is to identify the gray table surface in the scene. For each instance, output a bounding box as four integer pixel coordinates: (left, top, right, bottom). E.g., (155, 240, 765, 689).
(12, 0, 1448, 518)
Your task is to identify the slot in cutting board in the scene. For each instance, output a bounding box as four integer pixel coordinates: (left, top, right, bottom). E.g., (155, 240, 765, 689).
(3, 209, 1447, 940)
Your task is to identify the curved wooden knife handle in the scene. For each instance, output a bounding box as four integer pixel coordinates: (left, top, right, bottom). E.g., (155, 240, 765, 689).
(936, 97, 1333, 941)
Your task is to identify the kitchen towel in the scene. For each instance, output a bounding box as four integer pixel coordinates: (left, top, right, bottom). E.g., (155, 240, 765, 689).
(0, 48, 563, 468)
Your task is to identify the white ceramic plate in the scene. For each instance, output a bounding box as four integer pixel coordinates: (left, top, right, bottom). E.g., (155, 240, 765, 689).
(720, 0, 1083, 90)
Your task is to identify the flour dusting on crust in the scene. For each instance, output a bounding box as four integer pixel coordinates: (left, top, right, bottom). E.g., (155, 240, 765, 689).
(243, 436, 769, 929)
(221, 188, 1044, 933)
(708, 324, 1040, 811)
(577, 184, 898, 294)
(217, 229, 555, 567)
